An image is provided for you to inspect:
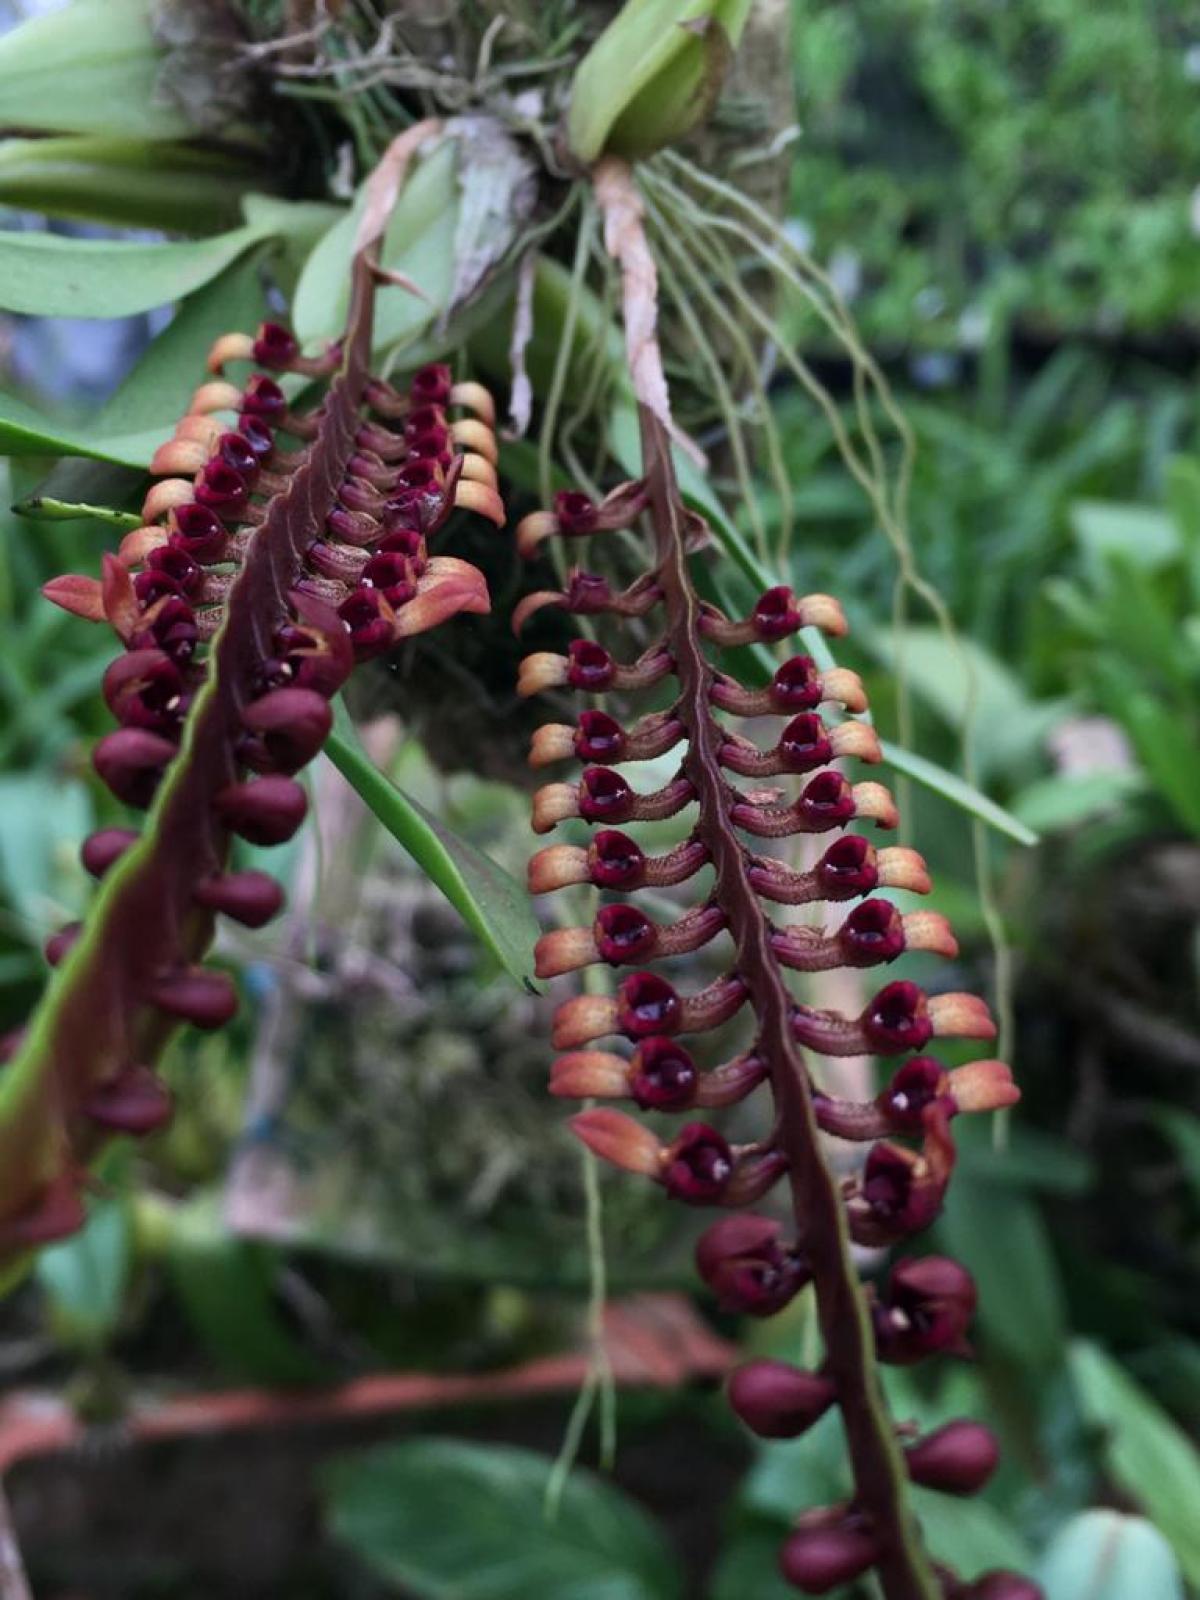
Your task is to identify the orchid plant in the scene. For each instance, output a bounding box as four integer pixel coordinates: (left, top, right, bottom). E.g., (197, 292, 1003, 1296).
(0, 3, 1046, 1596)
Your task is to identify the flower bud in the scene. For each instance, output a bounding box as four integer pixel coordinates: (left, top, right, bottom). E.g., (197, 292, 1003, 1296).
(778, 1519, 879, 1593)
(362, 550, 418, 607)
(579, 768, 634, 823)
(194, 460, 250, 518)
(728, 1361, 837, 1439)
(150, 967, 238, 1029)
(146, 544, 204, 596)
(170, 503, 228, 562)
(877, 1057, 951, 1133)
(575, 709, 627, 763)
(662, 1122, 733, 1204)
(630, 1037, 697, 1110)
(193, 870, 286, 928)
(410, 363, 452, 407)
(84, 1064, 172, 1135)
(964, 1574, 1044, 1600)
(102, 650, 186, 733)
(905, 1421, 1000, 1496)
(44, 922, 81, 967)
(589, 829, 646, 888)
(240, 374, 287, 419)
(616, 972, 682, 1037)
(215, 776, 308, 846)
(696, 1214, 810, 1317)
(338, 588, 395, 660)
(252, 321, 300, 368)
(93, 728, 177, 807)
(862, 980, 933, 1054)
(81, 827, 139, 878)
(838, 899, 907, 966)
(240, 687, 333, 774)
(873, 1256, 977, 1365)
(594, 904, 657, 966)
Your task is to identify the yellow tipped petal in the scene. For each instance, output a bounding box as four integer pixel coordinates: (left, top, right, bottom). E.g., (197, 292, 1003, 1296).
(175, 414, 226, 446)
(517, 652, 571, 698)
(458, 453, 498, 489)
(117, 525, 170, 566)
(535, 926, 600, 979)
(527, 844, 591, 894)
(819, 667, 869, 713)
(797, 593, 848, 636)
(948, 1059, 1020, 1113)
(852, 781, 899, 830)
(529, 724, 577, 768)
(142, 480, 195, 522)
(549, 1051, 632, 1099)
(206, 332, 255, 374)
(531, 782, 580, 833)
(553, 994, 620, 1049)
(188, 380, 241, 415)
(569, 1109, 661, 1176)
(901, 912, 959, 959)
(515, 510, 560, 558)
(450, 418, 498, 464)
(449, 379, 496, 426)
(149, 438, 208, 476)
(876, 847, 932, 895)
(453, 479, 506, 526)
(391, 557, 490, 638)
(830, 722, 883, 764)
(929, 992, 996, 1040)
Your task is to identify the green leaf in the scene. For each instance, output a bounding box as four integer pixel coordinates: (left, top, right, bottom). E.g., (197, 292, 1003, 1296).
(326, 705, 541, 990)
(1011, 769, 1145, 834)
(166, 1195, 325, 1385)
(0, 136, 259, 233)
(711, 1524, 797, 1600)
(94, 248, 271, 440)
(877, 739, 1039, 847)
(324, 1440, 679, 1600)
(1037, 1510, 1184, 1600)
(1105, 684, 1200, 835)
(0, 220, 271, 319)
(0, 389, 167, 470)
(1149, 1107, 1200, 1199)
(568, 0, 753, 162)
(910, 1489, 1032, 1582)
(36, 1191, 130, 1349)
(935, 1158, 1066, 1370)
(867, 626, 1070, 780)
(293, 139, 460, 353)
(1069, 1341, 1200, 1584)
(1070, 499, 1180, 575)
(0, 0, 189, 141)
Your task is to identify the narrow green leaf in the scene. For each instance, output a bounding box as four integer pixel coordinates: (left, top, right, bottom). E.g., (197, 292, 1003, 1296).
(326, 705, 541, 990)
(12, 495, 141, 529)
(0, 220, 271, 319)
(935, 1157, 1067, 1370)
(1069, 1341, 1200, 1583)
(1038, 1510, 1184, 1600)
(879, 739, 1039, 847)
(0, 0, 189, 141)
(324, 1440, 680, 1600)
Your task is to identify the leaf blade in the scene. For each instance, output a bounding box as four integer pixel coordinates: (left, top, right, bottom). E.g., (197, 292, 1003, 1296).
(325, 706, 541, 991)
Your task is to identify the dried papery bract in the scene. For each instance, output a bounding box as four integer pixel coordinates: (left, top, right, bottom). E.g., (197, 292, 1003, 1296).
(0, 124, 503, 1263)
(517, 404, 1036, 1598)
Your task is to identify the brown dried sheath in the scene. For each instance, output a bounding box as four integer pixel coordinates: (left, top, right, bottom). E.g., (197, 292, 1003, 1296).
(640, 405, 939, 1600)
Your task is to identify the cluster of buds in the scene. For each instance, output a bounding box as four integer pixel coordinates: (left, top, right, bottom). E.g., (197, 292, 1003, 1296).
(11, 306, 502, 1255)
(514, 416, 1037, 1599)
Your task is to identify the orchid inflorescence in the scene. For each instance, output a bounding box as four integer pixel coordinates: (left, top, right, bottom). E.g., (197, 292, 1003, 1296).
(515, 406, 1037, 1600)
(0, 240, 502, 1260)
